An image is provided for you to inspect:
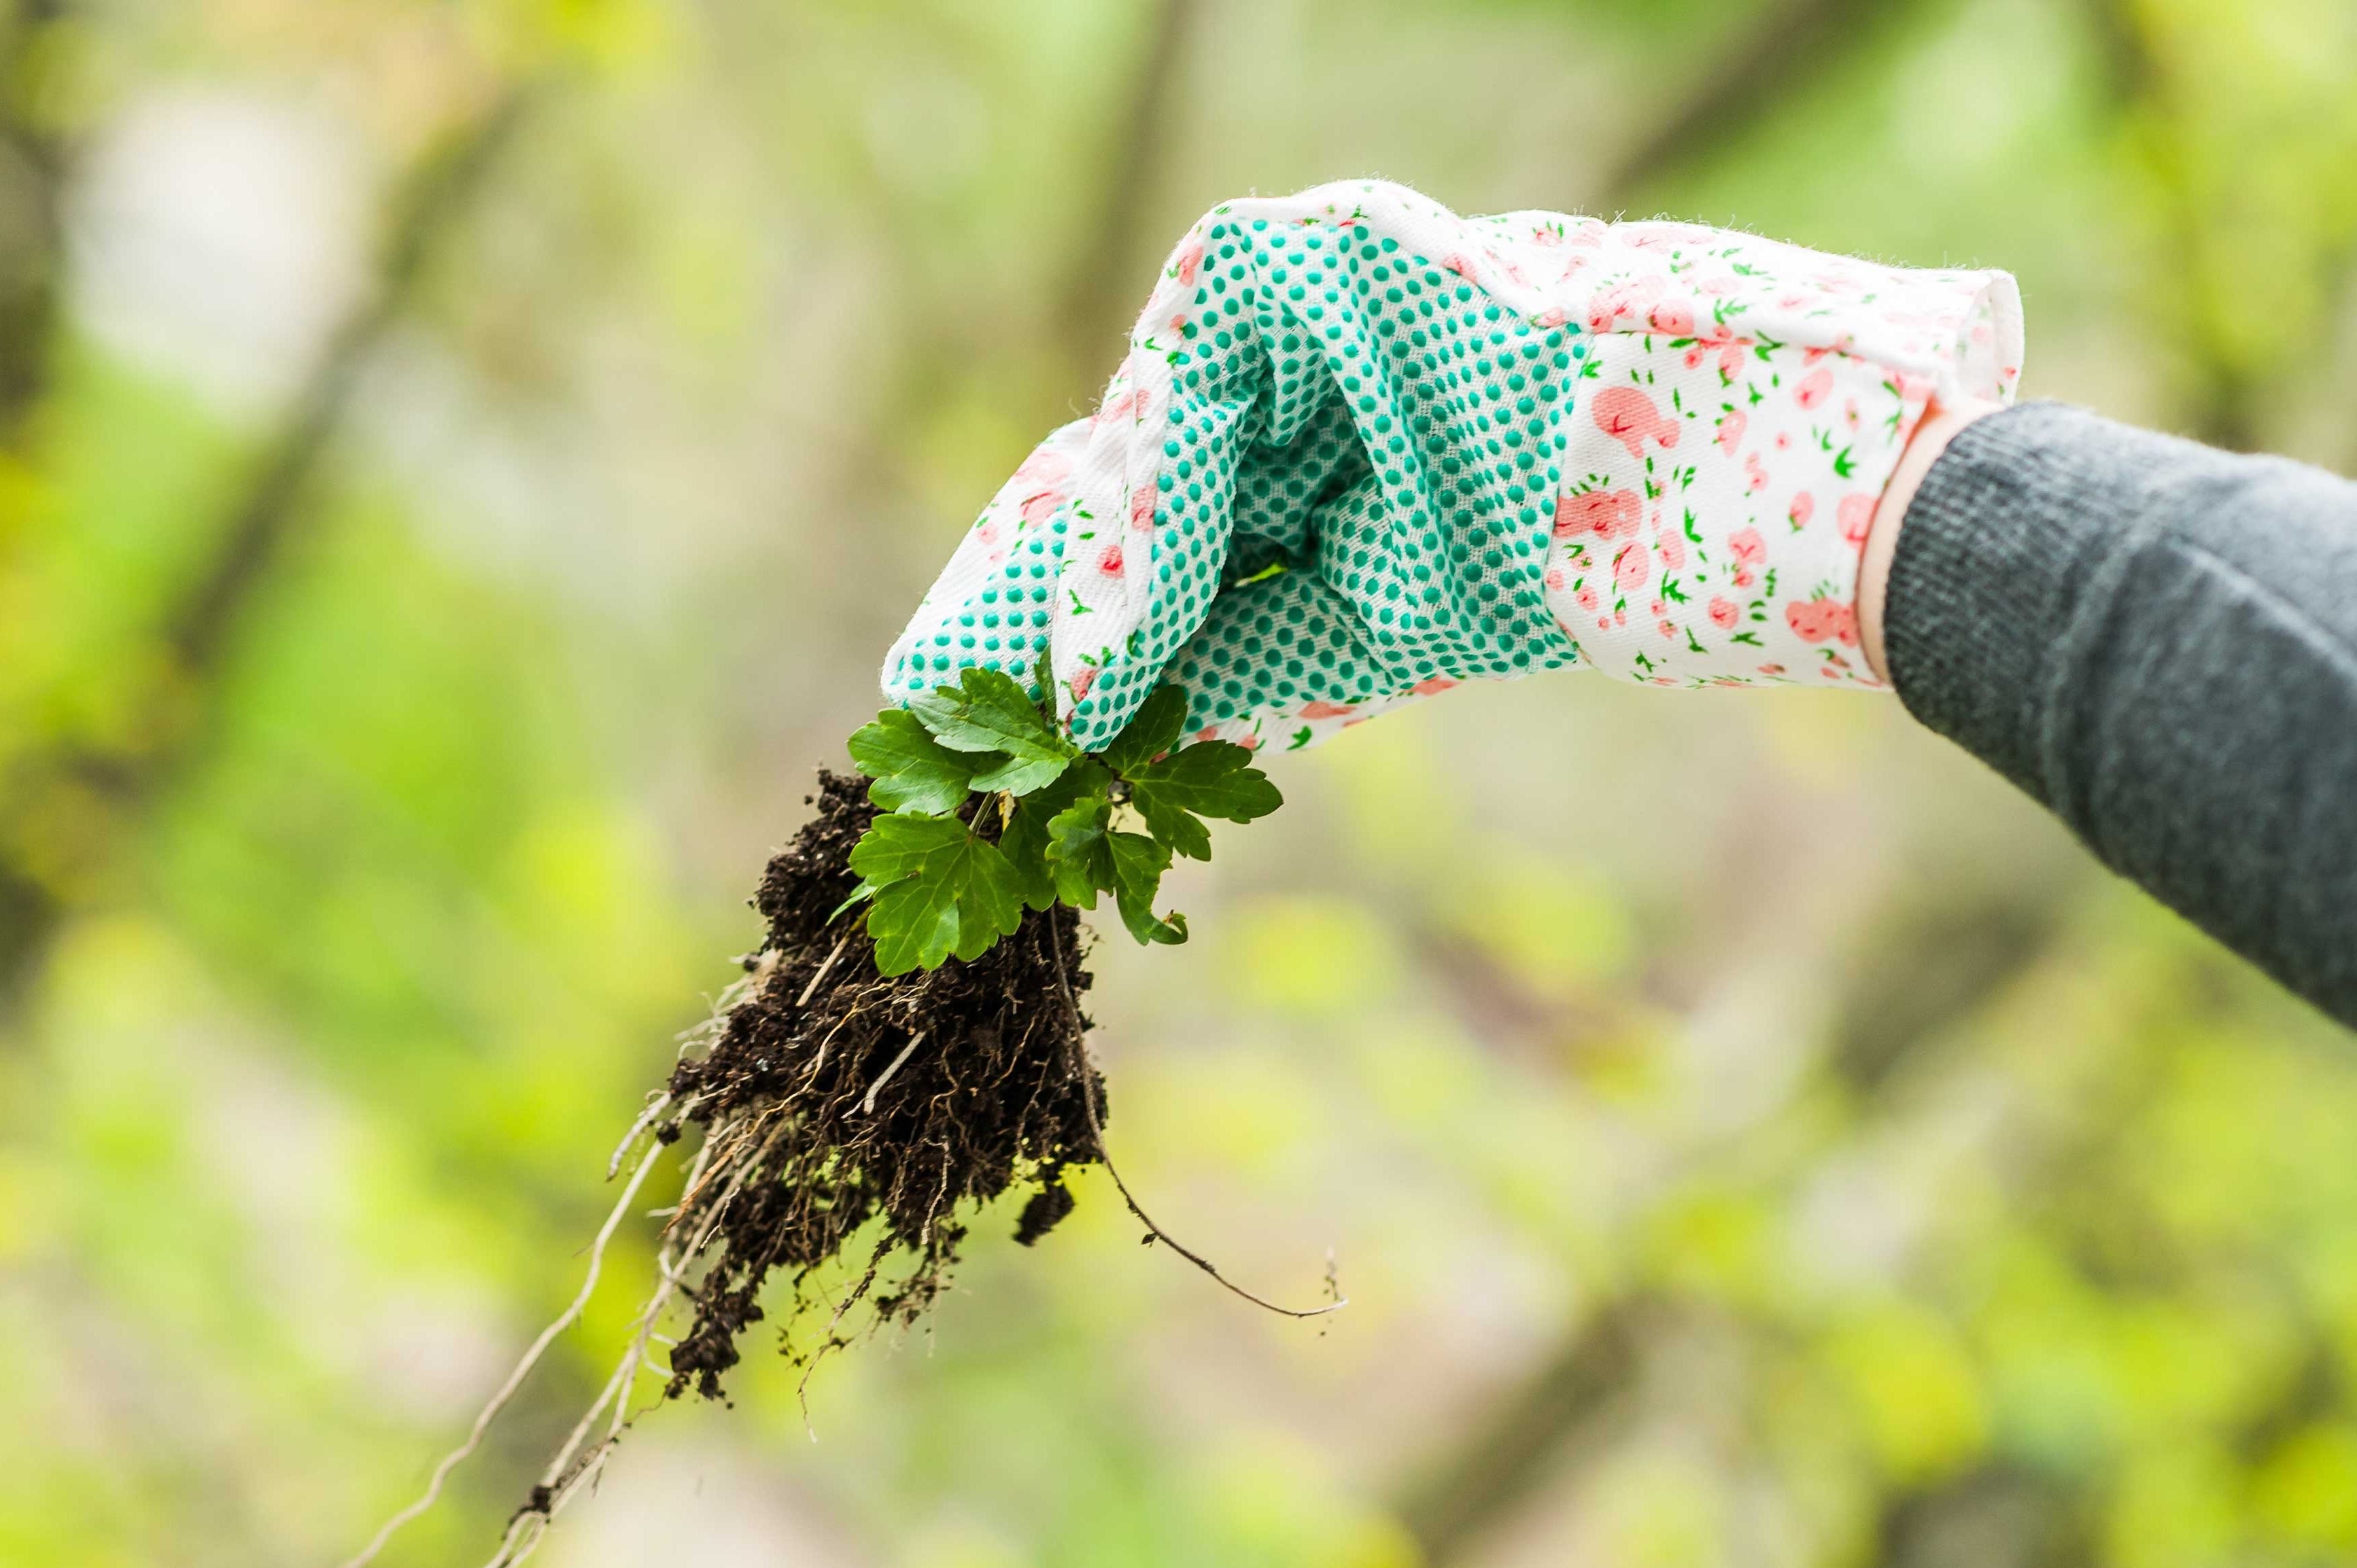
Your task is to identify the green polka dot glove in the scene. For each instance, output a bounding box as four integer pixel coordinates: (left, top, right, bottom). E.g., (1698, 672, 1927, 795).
(883, 180, 2022, 753)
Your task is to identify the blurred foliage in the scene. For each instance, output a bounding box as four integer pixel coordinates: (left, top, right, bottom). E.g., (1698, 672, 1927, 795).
(0, 1, 2352, 1565)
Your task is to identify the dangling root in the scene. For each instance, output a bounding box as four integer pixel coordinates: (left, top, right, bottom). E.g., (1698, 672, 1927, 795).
(341, 768, 1342, 1568)
(337, 1120, 685, 1568)
(1046, 929, 1344, 1321)
(649, 772, 1107, 1404)
(476, 1134, 711, 1568)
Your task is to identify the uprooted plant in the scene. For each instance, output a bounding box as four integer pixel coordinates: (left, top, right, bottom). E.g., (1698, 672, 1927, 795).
(343, 674, 1341, 1568)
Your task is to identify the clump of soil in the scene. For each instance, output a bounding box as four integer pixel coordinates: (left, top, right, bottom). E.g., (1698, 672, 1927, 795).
(658, 769, 1103, 1400)
(345, 769, 1332, 1568)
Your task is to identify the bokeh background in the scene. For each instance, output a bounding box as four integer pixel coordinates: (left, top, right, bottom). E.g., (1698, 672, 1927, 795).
(3, 1, 2355, 1565)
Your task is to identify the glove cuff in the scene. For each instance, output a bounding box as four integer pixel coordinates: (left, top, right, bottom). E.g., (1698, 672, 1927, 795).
(1495, 215, 2022, 690)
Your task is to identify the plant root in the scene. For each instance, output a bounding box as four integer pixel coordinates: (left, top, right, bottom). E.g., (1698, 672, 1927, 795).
(1046, 929, 1344, 1321)
(337, 1126, 681, 1568)
(654, 771, 1105, 1402)
(343, 767, 1342, 1568)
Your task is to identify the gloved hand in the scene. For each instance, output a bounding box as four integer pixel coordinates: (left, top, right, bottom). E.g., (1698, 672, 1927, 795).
(882, 180, 2021, 752)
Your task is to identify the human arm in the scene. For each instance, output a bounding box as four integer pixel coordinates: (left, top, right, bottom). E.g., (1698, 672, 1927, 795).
(889, 181, 2357, 1026)
(1859, 400, 2357, 1027)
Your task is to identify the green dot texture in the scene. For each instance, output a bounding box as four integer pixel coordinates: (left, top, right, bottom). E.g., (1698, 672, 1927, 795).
(887, 195, 1588, 748)
(885, 182, 2027, 736)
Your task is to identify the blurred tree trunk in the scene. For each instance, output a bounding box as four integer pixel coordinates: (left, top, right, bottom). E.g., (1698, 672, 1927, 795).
(1392, 879, 2065, 1563)
(1594, 0, 1933, 203)
(1054, 0, 1201, 383)
(0, 0, 88, 1008)
(1384, 0, 1999, 1549)
(159, 89, 533, 683)
(2080, 0, 2260, 451)
(0, 0, 68, 444)
(1392, 1296, 1657, 1560)
(0, 86, 536, 1015)
(791, 0, 1203, 669)
(1872, 1463, 2092, 1568)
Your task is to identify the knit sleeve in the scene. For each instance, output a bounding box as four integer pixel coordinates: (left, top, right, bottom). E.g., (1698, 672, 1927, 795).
(1887, 401, 2357, 1028)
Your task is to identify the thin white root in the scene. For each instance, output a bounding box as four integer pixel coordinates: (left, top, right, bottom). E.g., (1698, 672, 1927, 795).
(606, 1092, 673, 1179)
(479, 1222, 703, 1567)
(678, 1114, 792, 1261)
(338, 1130, 675, 1568)
(796, 933, 850, 1008)
(1046, 935, 1344, 1321)
(808, 1009, 855, 1076)
(665, 1103, 778, 1247)
(472, 1121, 727, 1568)
(858, 1030, 927, 1116)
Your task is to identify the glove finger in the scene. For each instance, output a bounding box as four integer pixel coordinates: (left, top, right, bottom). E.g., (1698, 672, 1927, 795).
(1052, 183, 1592, 752)
(881, 416, 1093, 706)
(1162, 564, 1392, 741)
(1164, 563, 1487, 753)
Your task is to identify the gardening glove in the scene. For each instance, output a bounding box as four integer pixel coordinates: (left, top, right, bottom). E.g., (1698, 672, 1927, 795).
(882, 179, 2022, 752)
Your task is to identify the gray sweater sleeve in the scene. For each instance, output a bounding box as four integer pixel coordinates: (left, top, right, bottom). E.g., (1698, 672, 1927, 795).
(1886, 401, 2357, 1028)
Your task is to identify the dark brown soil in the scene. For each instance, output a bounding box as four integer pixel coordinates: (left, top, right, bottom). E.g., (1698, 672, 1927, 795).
(656, 769, 1101, 1400)
(345, 771, 1335, 1568)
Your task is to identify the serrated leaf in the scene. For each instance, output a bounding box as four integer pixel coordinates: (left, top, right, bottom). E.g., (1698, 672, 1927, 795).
(1122, 740, 1283, 860)
(1097, 683, 1189, 776)
(1133, 795, 1211, 860)
(848, 708, 986, 815)
(1000, 763, 1103, 911)
(909, 666, 1077, 771)
(828, 882, 878, 922)
(1045, 793, 1116, 909)
(1108, 830, 1185, 944)
(969, 751, 1073, 796)
(1106, 828, 1168, 899)
(847, 814, 1025, 975)
(1116, 892, 1187, 945)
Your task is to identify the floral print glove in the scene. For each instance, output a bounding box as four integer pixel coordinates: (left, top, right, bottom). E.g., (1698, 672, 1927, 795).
(882, 180, 2022, 752)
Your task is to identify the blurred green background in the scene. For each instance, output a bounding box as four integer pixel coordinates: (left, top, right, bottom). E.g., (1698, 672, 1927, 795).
(2, 1, 2354, 1565)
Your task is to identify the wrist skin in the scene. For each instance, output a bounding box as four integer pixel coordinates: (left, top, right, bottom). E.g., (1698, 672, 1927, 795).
(1857, 396, 2004, 684)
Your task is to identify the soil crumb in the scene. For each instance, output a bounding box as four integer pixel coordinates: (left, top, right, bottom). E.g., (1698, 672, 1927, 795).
(659, 769, 1100, 1399)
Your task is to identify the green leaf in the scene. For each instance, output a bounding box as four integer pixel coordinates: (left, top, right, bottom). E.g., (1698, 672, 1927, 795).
(847, 814, 1025, 975)
(909, 667, 1077, 771)
(1109, 831, 1185, 945)
(848, 708, 985, 816)
(969, 751, 1073, 796)
(1000, 763, 1103, 911)
(1045, 792, 1116, 909)
(833, 668, 1279, 969)
(1121, 740, 1283, 860)
(1097, 684, 1189, 776)
(1117, 893, 1188, 945)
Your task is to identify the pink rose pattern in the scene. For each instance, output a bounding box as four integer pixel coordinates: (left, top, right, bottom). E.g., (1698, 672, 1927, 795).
(885, 181, 2023, 748)
(1497, 214, 2020, 689)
